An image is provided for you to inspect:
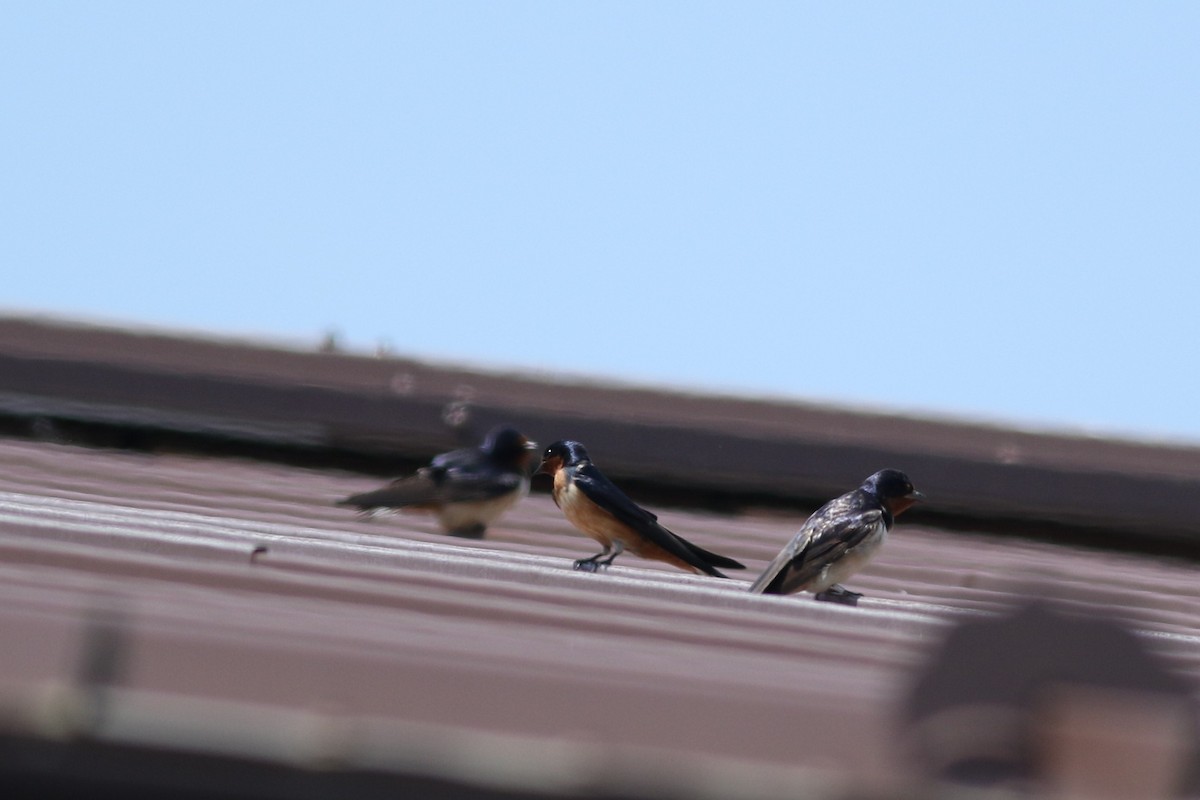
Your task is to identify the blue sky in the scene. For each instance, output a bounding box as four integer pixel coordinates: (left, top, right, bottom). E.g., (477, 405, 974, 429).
(3, 3, 1199, 442)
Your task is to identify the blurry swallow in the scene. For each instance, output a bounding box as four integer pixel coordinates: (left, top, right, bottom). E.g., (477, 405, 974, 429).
(337, 425, 537, 538)
(536, 440, 745, 577)
(749, 469, 923, 605)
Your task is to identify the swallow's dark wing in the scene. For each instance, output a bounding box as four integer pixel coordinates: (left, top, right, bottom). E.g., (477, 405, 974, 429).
(675, 538, 746, 570)
(337, 473, 437, 510)
(337, 459, 522, 511)
(749, 495, 884, 594)
(572, 464, 741, 573)
(428, 444, 485, 472)
(570, 463, 659, 525)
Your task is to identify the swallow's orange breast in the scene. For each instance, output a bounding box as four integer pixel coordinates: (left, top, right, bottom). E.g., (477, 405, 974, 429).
(555, 473, 624, 548)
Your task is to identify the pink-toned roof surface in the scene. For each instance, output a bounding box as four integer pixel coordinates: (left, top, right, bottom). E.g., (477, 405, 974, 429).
(2, 436, 1198, 796)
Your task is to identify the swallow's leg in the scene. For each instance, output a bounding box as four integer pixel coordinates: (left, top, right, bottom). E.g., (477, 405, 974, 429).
(448, 523, 487, 539)
(573, 545, 613, 572)
(573, 557, 601, 572)
(814, 585, 863, 606)
(594, 540, 625, 568)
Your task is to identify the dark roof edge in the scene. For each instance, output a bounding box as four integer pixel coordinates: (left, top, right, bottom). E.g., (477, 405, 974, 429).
(1, 315, 1198, 548)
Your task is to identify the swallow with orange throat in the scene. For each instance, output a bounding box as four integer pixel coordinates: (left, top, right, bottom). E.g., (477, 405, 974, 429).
(749, 469, 924, 605)
(337, 425, 537, 538)
(536, 440, 745, 577)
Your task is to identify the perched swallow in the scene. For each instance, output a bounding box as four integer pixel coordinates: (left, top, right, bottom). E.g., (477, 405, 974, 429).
(337, 425, 537, 538)
(536, 440, 745, 577)
(749, 469, 923, 605)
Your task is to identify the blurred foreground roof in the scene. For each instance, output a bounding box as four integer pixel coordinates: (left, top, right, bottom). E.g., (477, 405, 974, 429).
(1, 315, 1198, 799)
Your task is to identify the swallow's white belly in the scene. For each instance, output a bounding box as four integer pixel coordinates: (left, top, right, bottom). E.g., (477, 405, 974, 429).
(437, 479, 528, 531)
(807, 526, 886, 592)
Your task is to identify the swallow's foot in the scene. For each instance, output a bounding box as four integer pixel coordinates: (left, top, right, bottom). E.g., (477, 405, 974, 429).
(448, 523, 487, 539)
(814, 585, 863, 606)
(573, 558, 602, 573)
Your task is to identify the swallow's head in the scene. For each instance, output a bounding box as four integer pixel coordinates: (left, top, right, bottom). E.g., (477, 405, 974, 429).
(536, 440, 589, 476)
(482, 426, 538, 469)
(863, 469, 925, 516)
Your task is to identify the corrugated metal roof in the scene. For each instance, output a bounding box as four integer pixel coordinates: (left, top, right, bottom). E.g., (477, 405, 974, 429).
(2, 436, 1198, 797)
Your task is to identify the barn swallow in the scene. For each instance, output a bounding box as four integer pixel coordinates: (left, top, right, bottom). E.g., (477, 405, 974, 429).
(749, 469, 923, 605)
(337, 425, 537, 538)
(536, 440, 745, 577)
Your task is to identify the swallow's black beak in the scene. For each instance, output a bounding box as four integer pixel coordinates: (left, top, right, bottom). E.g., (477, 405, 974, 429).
(535, 453, 561, 477)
